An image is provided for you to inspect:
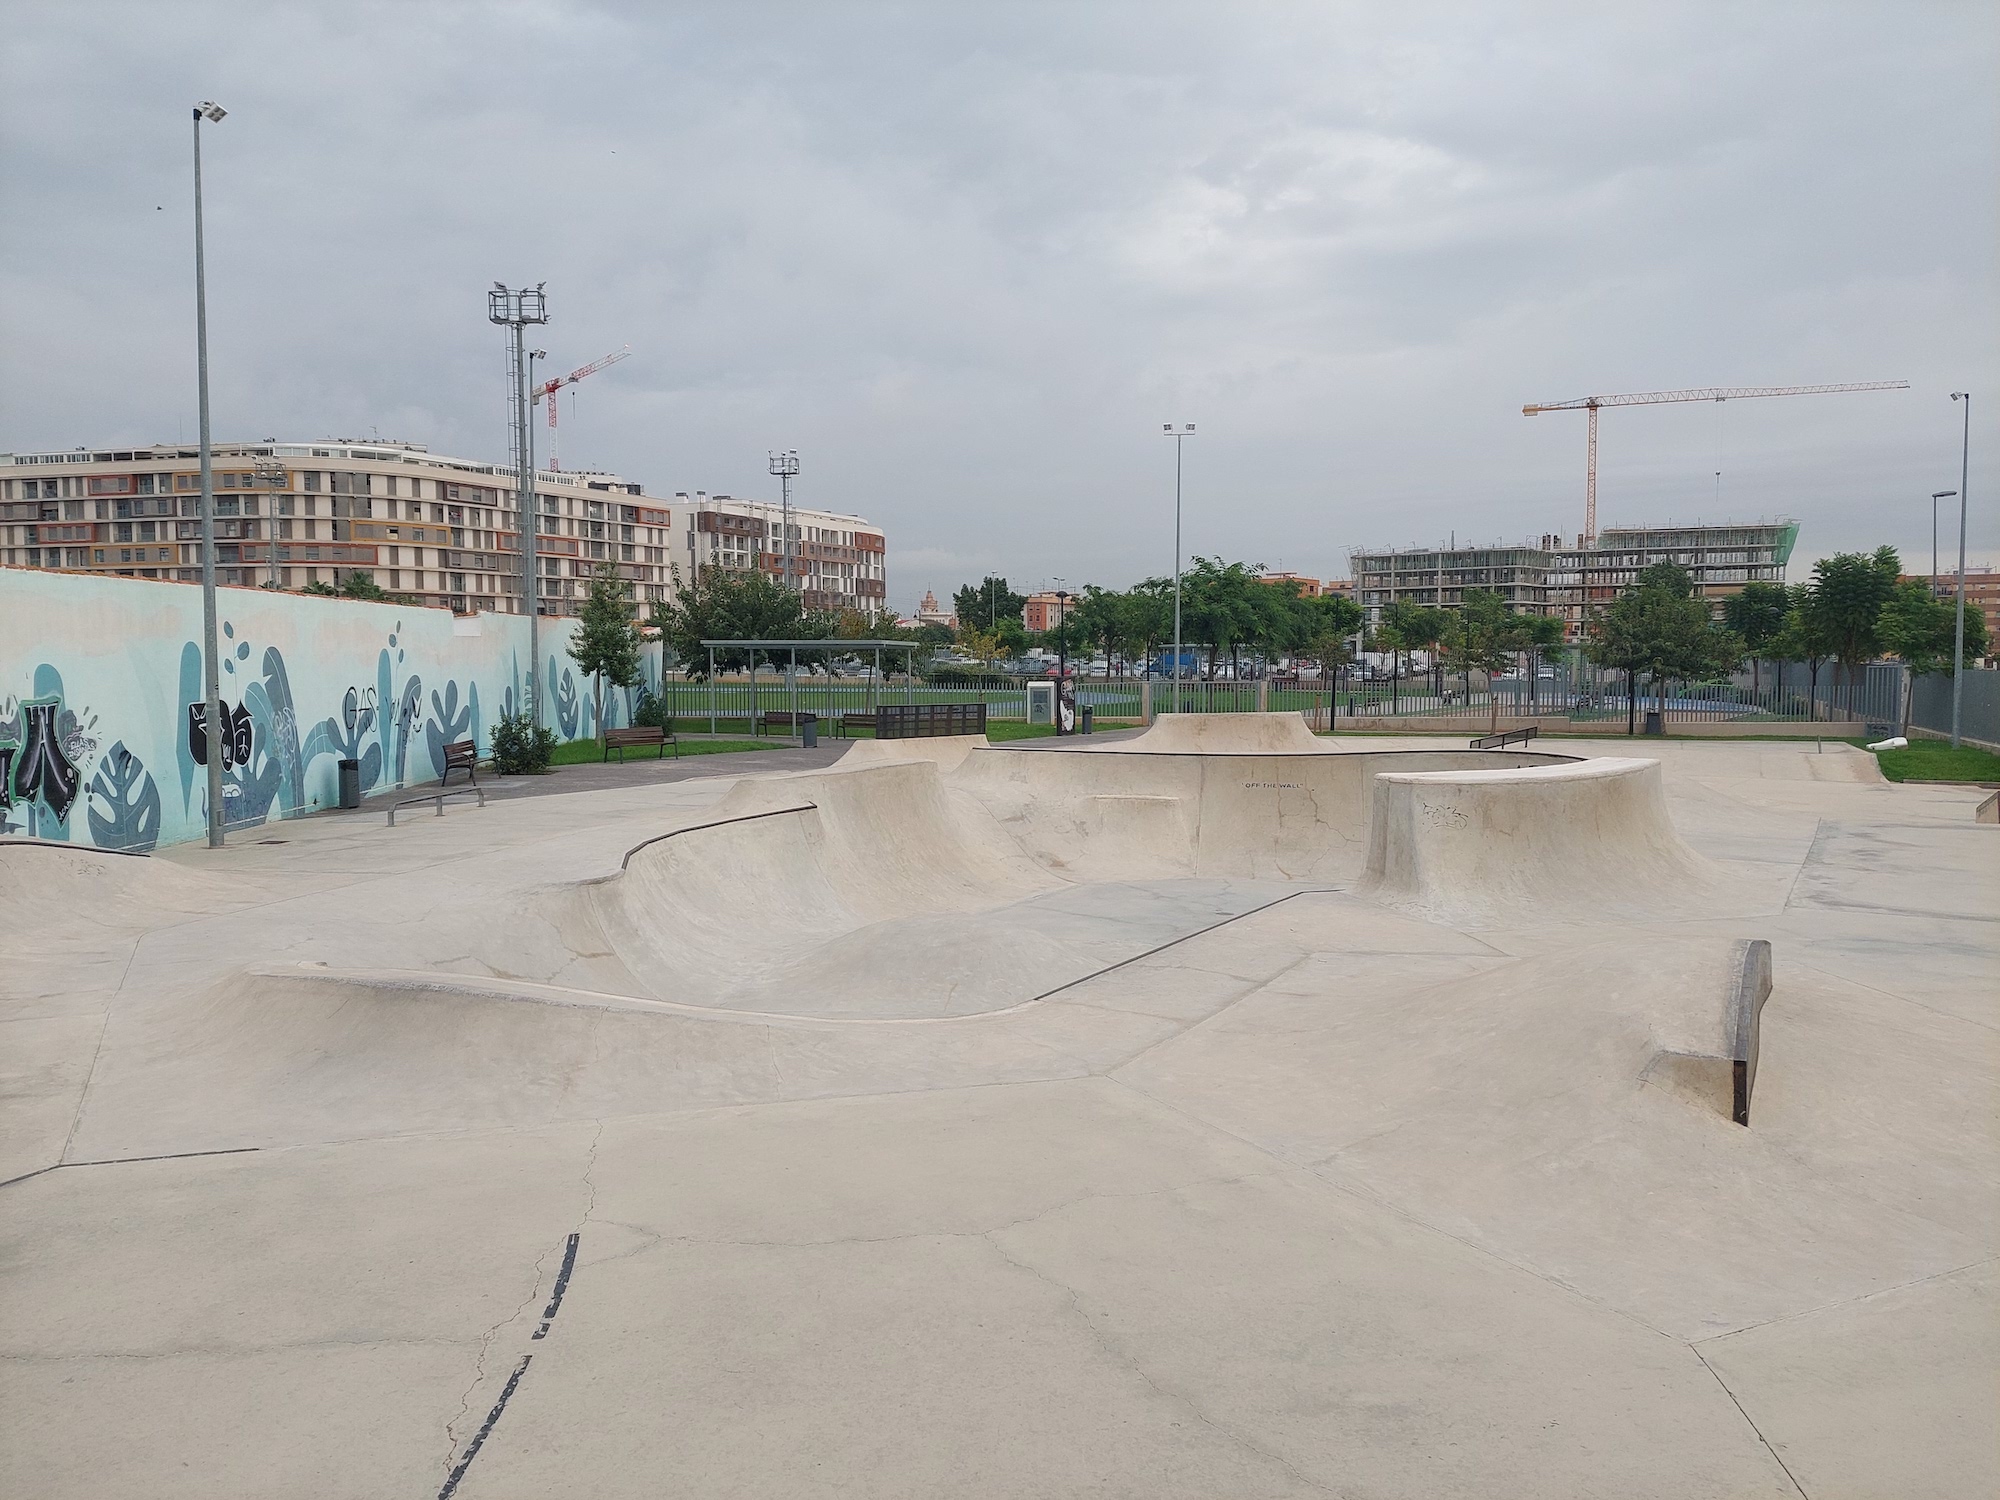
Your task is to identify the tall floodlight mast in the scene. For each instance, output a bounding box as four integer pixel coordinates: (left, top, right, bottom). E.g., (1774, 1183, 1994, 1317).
(489, 283, 550, 723)
(769, 450, 800, 592)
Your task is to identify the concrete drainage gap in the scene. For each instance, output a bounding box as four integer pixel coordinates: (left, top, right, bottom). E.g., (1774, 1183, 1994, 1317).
(437, 1229, 584, 1500)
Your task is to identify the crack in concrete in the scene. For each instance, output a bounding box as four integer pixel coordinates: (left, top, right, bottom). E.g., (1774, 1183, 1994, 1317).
(979, 1228, 1341, 1496)
(439, 1120, 602, 1478)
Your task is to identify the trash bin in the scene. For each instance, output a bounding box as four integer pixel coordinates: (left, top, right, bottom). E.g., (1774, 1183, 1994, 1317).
(1643, 710, 1664, 737)
(1081, 706, 1094, 735)
(337, 758, 361, 809)
(801, 715, 818, 749)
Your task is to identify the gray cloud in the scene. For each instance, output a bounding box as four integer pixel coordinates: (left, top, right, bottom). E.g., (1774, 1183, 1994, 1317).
(3, 0, 1993, 605)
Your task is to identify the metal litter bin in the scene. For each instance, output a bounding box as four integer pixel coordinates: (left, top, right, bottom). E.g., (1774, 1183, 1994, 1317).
(337, 758, 361, 809)
(1643, 710, 1664, 737)
(1081, 706, 1094, 734)
(801, 715, 818, 749)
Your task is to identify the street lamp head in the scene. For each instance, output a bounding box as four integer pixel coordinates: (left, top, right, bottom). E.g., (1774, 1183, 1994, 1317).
(1933, 490, 1958, 500)
(1161, 422, 1195, 435)
(1951, 392, 1968, 401)
(195, 101, 227, 123)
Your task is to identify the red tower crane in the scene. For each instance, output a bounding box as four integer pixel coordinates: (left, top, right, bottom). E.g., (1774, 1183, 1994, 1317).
(1523, 381, 1909, 544)
(538, 345, 632, 470)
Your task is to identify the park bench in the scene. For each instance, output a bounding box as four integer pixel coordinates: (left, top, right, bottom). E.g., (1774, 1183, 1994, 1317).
(604, 725, 676, 761)
(837, 712, 879, 739)
(756, 710, 818, 736)
(440, 739, 479, 786)
(1470, 725, 1539, 750)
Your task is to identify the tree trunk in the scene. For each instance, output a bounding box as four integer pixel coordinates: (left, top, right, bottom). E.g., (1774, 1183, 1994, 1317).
(1627, 669, 1637, 735)
(594, 672, 604, 745)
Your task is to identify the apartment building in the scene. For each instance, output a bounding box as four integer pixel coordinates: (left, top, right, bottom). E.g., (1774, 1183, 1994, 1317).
(0, 442, 888, 619)
(1548, 522, 1798, 628)
(1349, 542, 1554, 623)
(1351, 520, 1798, 636)
(673, 491, 887, 617)
(1908, 566, 2000, 655)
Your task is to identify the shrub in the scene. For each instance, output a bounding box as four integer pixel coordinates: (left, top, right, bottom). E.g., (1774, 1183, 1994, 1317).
(632, 690, 675, 733)
(489, 711, 556, 775)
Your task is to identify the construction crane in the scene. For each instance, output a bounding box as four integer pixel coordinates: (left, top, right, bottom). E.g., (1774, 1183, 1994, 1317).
(537, 345, 632, 470)
(1523, 381, 1909, 544)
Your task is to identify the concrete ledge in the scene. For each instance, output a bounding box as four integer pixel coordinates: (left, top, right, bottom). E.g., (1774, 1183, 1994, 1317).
(1639, 938, 1773, 1127)
(1730, 939, 1773, 1126)
(1358, 757, 1716, 924)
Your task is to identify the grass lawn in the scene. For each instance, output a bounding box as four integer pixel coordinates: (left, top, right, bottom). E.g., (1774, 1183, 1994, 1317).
(547, 736, 783, 767)
(1870, 739, 2000, 784)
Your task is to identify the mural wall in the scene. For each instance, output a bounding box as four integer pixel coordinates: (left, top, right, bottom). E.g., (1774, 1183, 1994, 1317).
(1, 570, 658, 852)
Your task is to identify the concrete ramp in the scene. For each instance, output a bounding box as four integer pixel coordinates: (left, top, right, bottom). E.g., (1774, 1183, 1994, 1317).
(0, 840, 249, 935)
(956, 744, 1577, 883)
(1111, 711, 1326, 755)
(580, 759, 1288, 1019)
(831, 732, 987, 774)
(1358, 757, 1724, 925)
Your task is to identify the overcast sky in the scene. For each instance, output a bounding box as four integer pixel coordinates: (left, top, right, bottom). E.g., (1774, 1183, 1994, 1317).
(4, 1, 1994, 608)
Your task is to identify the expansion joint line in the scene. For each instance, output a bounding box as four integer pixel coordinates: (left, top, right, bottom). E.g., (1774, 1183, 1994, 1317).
(1691, 1345, 1809, 1499)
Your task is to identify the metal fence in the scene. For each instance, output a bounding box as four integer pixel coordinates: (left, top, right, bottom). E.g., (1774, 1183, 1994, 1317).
(1908, 665, 2000, 748)
(653, 662, 1995, 737)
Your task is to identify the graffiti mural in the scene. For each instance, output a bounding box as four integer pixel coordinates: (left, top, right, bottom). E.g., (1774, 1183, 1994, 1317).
(186, 700, 255, 768)
(3, 571, 609, 852)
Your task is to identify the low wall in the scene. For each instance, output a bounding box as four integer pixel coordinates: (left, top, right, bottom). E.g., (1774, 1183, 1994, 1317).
(0, 570, 642, 851)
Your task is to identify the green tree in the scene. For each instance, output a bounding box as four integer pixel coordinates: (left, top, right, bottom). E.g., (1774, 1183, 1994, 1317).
(1299, 591, 1365, 681)
(649, 564, 803, 678)
(1878, 578, 1991, 732)
(337, 571, 388, 601)
(1806, 547, 1901, 715)
(1722, 580, 1789, 698)
(952, 576, 1027, 632)
(1445, 590, 1532, 732)
(569, 563, 644, 743)
(1519, 613, 1567, 714)
(1766, 584, 1835, 715)
(1587, 564, 1740, 734)
(1176, 557, 1267, 679)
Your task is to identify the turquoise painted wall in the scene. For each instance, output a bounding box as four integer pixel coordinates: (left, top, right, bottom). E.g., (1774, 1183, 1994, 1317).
(1, 571, 657, 851)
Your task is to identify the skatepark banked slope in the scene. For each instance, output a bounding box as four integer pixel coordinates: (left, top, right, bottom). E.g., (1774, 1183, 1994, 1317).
(578, 756, 1303, 1019)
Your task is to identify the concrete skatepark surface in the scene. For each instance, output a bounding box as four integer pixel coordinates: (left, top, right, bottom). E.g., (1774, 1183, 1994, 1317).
(3, 714, 1995, 1497)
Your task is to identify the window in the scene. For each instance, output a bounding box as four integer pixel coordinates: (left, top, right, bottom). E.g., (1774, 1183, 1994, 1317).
(385, 476, 399, 497)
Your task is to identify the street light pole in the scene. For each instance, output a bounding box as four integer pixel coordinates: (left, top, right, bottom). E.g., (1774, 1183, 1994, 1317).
(1949, 393, 1971, 749)
(192, 101, 227, 848)
(1931, 490, 1954, 592)
(1162, 423, 1194, 713)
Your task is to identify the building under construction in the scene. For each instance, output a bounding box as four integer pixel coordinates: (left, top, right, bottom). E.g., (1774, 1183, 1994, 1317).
(1351, 519, 1799, 636)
